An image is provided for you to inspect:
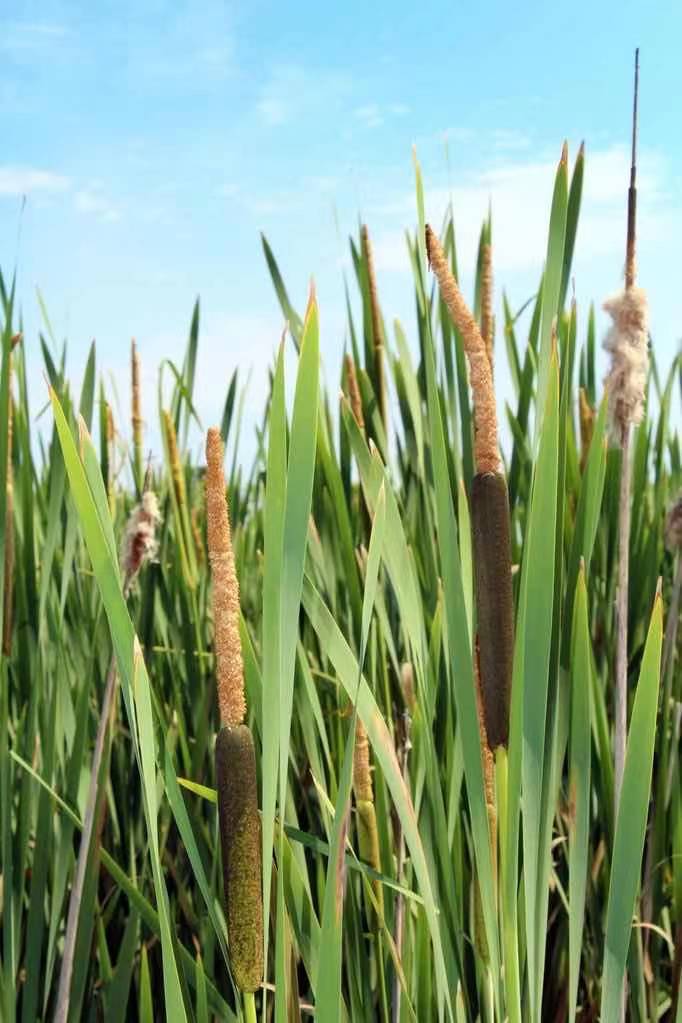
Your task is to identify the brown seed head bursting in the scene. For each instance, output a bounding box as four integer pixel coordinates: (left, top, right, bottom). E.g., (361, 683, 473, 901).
(425, 224, 500, 474)
(206, 427, 245, 728)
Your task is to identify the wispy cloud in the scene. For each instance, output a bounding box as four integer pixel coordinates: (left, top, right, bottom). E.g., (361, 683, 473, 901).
(492, 128, 531, 151)
(368, 144, 673, 278)
(1, 21, 69, 58)
(255, 64, 352, 127)
(0, 165, 70, 196)
(74, 189, 121, 222)
(256, 65, 307, 126)
(353, 102, 411, 129)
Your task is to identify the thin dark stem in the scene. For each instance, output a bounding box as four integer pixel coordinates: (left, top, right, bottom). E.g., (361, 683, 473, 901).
(625, 48, 640, 290)
(616, 50, 640, 1023)
(54, 655, 118, 1023)
(391, 712, 411, 1023)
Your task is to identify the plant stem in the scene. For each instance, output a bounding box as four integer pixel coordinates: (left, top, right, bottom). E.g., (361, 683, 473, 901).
(614, 424, 631, 813)
(54, 655, 117, 1023)
(243, 991, 257, 1023)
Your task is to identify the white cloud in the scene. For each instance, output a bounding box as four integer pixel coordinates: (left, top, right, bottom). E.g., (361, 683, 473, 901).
(256, 64, 352, 127)
(256, 65, 307, 125)
(1, 21, 68, 57)
(368, 144, 672, 278)
(354, 104, 384, 129)
(492, 128, 531, 151)
(74, 189, 121, 222)
(0, 165, 70, 196)
(354, 102, 411, 129)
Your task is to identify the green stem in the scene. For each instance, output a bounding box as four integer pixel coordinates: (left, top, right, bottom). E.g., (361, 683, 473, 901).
(243, 991, 257, 1023)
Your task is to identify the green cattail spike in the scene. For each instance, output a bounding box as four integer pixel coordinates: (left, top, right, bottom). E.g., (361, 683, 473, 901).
(206, 426, 263, 994)
(345, 353, 365, 435)
(361, 224, 388, 433)
(353, 719, 384, 915)
(163, 410, 188, 521)
(215, 724, 264, 993)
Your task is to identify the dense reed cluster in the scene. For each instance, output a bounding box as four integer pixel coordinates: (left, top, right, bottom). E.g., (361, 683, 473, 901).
(0, 116, 680, 1023)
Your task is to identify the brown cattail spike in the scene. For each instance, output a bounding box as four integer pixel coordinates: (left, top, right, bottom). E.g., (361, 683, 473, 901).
(361, 225, 388, 432)
(470, 472, 514, 749)
(206, 427, 245, 728)
(425, 224, 499, 474)
(216, 725, 264, 992)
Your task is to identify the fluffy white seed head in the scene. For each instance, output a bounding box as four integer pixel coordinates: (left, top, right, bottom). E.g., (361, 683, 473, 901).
(121, 489, 161, 585)
(602, 286, 649, 439)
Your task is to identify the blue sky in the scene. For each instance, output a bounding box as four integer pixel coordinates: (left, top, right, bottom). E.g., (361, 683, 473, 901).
(2, 0, 681, 463)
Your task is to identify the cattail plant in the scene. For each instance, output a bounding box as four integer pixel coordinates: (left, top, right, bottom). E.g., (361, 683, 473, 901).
(426, 223, 513, 751)
(55, 470, 161, 1023)
(603, 50, 646, 812)
(206, 426, 263, 996)
(361, 224, 388, 433)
